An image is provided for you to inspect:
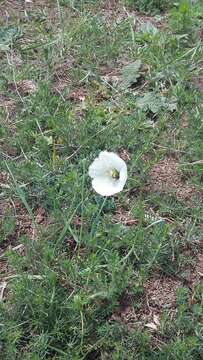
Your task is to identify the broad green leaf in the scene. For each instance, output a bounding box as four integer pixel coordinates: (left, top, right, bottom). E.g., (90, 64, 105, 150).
(120, 60, 142, 89)
(0, 25, 21, 51)
(137, 92, 177, 113)
(139, 22, 159, 35)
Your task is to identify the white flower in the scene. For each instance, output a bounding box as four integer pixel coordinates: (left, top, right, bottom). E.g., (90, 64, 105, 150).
(89, 151, 127, 196)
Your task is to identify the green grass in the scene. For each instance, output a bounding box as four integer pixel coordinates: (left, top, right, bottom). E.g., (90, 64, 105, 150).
(0, 0, 203, 359)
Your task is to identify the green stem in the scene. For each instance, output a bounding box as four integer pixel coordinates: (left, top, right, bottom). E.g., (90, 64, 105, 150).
(90, 197, 107, 237)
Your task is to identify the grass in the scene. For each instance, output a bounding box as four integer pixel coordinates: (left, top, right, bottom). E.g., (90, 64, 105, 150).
(0, 0, 203, 359)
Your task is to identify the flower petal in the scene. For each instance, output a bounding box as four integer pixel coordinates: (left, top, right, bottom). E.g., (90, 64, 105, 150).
(119, 163, 128, 183)
(89, 151, 128, 196)
(99, 151, 126, 172)
(92, 176, 125, 196)
(88, 157, 109, 178)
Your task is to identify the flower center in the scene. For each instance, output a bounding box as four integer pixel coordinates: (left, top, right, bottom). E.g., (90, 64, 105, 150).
(110, 168, 119, 180)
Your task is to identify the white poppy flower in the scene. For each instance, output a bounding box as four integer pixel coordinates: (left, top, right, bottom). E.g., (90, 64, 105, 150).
(89, 151, 127, 196)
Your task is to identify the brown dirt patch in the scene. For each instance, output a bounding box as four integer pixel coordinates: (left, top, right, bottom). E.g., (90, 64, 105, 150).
(67, 88, 87, 102)
(0, 200, 30, 254)
(0, 95, 16, 120)
(0, 258, 9, 276)
(118, 148, 131, 162)
(8, 80, 37, 96)
(0, 171, 9, 185)
(0, 202, 50, 300)
(109, 293, 137, 331)
(52, 58, 74, 94)
(64, 236, 78, 258)
(198, 27, 203, 41)
(180, 112, 189, 129)
(109, 249, 203, 335)
(52, 58, 88, 101)
(99, 1, 165, 30)
(190, 253, 203, 285)
(52, 77, 69, 95)
(0, 1, 42, 24)
(0, 0, 68, 34)
(192, 76, 203, 92)
(35, 207, 48, 225)
(179, 250, 203, 286)
(147, 156, 202, 203)
(143, 276, 181, 311)
(112, 208, 138, 227)
(148, 157, 183, 191)
(100, 66, 121, 86)
(0, 200, 49, 256)
(71, 215, 87, 228)
(109, 275, 180, 332)
(100, 61, 147, 90)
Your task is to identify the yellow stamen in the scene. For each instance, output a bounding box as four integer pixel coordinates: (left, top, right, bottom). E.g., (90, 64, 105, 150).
(111, 169, 119, 179)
